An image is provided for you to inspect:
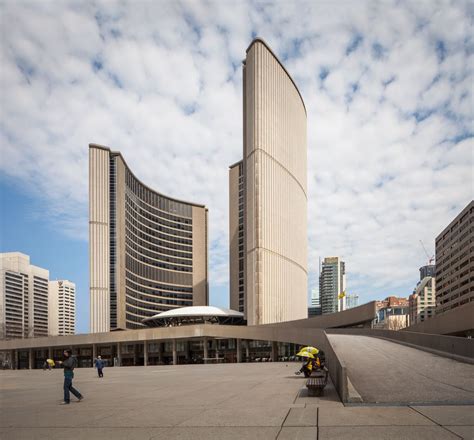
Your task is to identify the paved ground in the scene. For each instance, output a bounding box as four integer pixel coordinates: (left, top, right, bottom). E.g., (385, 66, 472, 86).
(328, 334, 474, 405)
(1, 363, 473, 439)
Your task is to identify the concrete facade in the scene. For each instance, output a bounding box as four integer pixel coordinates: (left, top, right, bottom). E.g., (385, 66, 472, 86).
(89, 144, 209, 333)
(435, 200, 474, 315)
(48, 280, 75, 336)
(229, 160, 245, 314)
(0, 253, 49, 340)
(405, 300, 474, 336)
(230, 38, 308, 325)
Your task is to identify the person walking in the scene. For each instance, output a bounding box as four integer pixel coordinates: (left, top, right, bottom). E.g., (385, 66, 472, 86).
(59, 349, 84, 405)
(94, 355, 105, 378)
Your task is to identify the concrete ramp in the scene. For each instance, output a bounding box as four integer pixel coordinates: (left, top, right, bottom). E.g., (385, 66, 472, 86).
(327, 334, 474, 405)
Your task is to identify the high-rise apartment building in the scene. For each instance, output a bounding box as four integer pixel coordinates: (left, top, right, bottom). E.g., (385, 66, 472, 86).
(229, 38, 308, 325)
(319, 257, 346, 315)
(0, 253, 49, 339)
(49, 280, 75, 336)
(435, 201, 473, 315)
(89, 144, 208, 332)
(409, 277, 436, 324)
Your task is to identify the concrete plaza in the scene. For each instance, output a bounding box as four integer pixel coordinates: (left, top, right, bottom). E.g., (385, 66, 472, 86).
(1, 363, 473, 439)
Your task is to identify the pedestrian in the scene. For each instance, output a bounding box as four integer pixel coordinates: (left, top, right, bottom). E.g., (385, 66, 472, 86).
(94, 355, 104, 378)
(46, 358, 55, 371)
(58, 349, 84, 405)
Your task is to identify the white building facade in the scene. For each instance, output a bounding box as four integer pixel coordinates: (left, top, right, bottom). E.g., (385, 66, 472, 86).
(409, 277, 436, 325)
(49, 280, 76, 336)
(0, 253, 49, 339)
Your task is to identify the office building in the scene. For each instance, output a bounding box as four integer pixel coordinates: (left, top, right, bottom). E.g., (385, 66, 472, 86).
(0, 253, 49, 339)
(319, 257, 346, 314)
(375, 296, 409, 330)
(409, 277, 436, 325)
(229, 38, 308, 325)
(419, 264, 435, 280)
(308, 288, 322, 317)
(345, 294, 359, 309)
(435, 201, 474, 315)
(310, 288, 320, 307)
(89, 144, 209, 332)
(49, 280, 75, 336)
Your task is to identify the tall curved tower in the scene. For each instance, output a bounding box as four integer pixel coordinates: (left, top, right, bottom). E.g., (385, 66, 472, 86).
(89, 144, 208, 332)
(230, 39, 308, 325)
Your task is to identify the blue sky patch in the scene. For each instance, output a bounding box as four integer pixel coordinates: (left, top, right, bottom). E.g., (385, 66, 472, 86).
(346, 33, 363, 55)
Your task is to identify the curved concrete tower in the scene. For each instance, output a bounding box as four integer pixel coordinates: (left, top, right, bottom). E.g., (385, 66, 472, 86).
(230, 38, 308, 325)
(89, 144, 208, 332)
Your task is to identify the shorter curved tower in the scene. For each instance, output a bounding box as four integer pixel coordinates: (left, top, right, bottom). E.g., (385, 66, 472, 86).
(89, 144, 208, 332)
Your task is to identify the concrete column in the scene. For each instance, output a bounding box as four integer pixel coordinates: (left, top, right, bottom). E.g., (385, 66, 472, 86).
(134, 344, 139, 366)
(117, 343, 121, 367)
(185, 341, 190, 363)
(172, 339, 177, 365)
(144, 342, 148, 367)
(271, 341, 278, 362)
(203, 337, 208, 363)
(10, 350, 15, 369)
(92, 344, 97, 366)
(48, 347, 53, 360)
(245, 341, 250, 362)
(236, 339, 242, 363)
(29, 349, 34, 369)
(158, 342, 163, 364)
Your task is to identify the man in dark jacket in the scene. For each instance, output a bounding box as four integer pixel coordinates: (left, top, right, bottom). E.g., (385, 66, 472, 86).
(59, 349, 83, 405)
(94, 356, 105, 378)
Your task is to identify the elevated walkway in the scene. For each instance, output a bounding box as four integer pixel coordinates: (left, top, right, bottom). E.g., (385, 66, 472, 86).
(327, 334, 474, 405)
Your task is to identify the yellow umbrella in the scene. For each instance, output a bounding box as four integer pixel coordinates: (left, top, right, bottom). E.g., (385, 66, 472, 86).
(296, 349, 315, 359)
(300, 346, 319, 355)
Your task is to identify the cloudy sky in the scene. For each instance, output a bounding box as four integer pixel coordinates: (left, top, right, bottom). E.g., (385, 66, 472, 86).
(1, 0, 472, 332)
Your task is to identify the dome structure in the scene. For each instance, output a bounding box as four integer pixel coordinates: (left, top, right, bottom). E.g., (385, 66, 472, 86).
(142, 306, 245, 327)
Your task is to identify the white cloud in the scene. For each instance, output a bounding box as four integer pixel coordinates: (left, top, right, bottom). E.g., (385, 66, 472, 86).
(0, 0, 472, 306)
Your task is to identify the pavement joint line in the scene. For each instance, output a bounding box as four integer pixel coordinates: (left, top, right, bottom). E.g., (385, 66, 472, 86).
(293, 386, 304, 403)
(409, 406, 464, 439)
(2, 425, 290, 428)
(275, 408, 291, 439)
(345, 401, 474, 407)
(442, 425, 472, 439)
(313, 407, 319, 440)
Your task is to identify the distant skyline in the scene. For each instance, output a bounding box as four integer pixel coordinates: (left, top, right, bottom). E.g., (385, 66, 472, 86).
(1, 1, 472, 334)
